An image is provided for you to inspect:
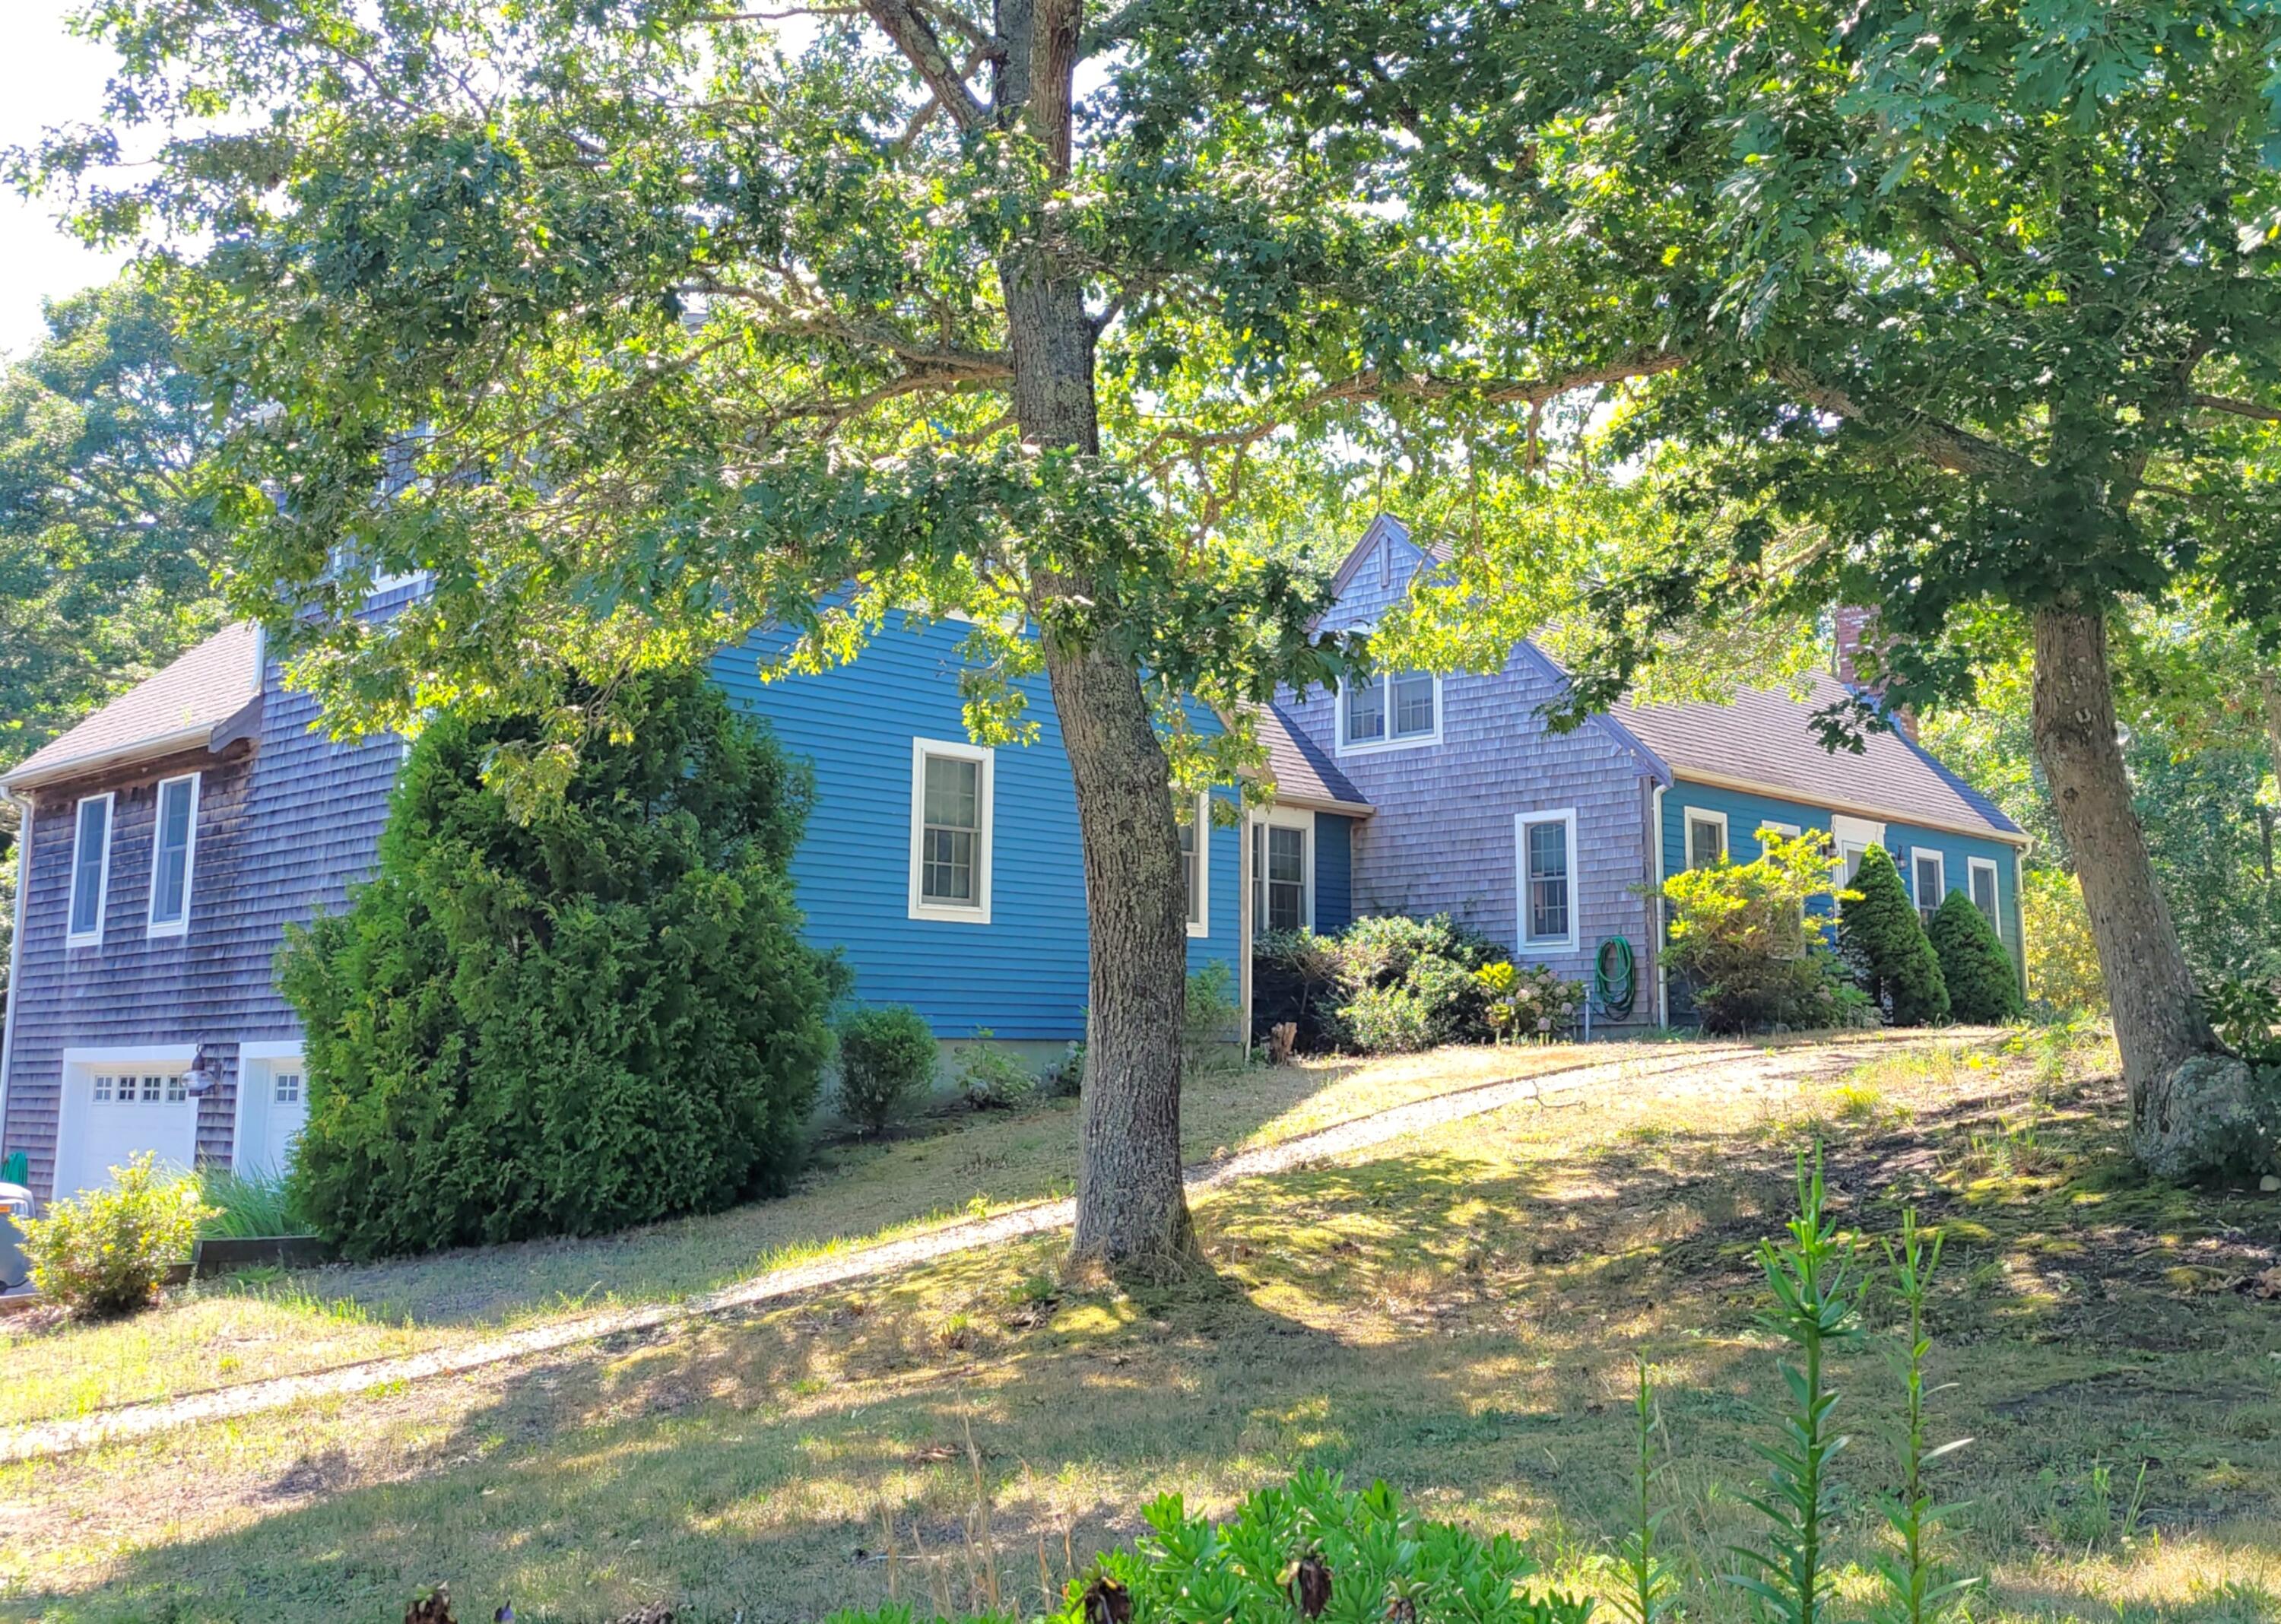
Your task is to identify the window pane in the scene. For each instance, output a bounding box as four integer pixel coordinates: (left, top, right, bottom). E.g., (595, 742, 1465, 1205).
(152, 779, 194, 925)
(276, 1071, 302, 1104)
(1525, 820, 1570, 941)
(1915, 855, 1940, 902)
(1391, 673, 1436, 737)
(922, 826, 975, 902)
(1689, 817, 1724, 869)
(1264, 825, 1305, 931)
(1344, 680, 1385, 742)
(70, 798, 108, 936)
(1971, 864, 1997, 921)
(923, 756, 979, 830)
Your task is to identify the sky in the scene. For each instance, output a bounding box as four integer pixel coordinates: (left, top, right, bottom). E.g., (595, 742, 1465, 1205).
(0, 0, 134, 360)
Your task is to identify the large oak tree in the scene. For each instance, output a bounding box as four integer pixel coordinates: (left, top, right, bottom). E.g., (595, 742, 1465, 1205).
(29, 0, 1658, 1266)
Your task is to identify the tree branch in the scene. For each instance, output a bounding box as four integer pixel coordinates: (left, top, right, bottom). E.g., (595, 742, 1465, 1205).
(1771, 364, 2029, 480)
(2191, 392, 2281, 423)
(858, 0, 989, 132)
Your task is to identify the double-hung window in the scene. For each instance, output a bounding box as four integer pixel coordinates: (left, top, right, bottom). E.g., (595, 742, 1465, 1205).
(67, 793, 113, 946)
(908, 738, 993, 924)
(1338, 671, 1440, 753)
(1179, 795, 1209, 938)
(147, 773, 199, 937)
(1968, 857, 2000, 932)
(1252, 816, 1309, 934)
(1515, 809, 1578, 952)
(1911, 850, 1946, 928)
(1685, 809, 1728, 870)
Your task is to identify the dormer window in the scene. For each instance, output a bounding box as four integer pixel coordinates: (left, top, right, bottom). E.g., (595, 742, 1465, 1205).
(1337, 671, 1441, 755)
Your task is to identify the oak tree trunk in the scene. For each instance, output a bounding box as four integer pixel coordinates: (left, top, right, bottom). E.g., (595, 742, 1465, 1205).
(995, 0, 1198, 1270)
(2029, 605, 2219, 1137)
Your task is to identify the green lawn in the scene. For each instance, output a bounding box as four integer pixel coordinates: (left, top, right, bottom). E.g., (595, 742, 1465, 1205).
(6, 1025, 2275, 1624)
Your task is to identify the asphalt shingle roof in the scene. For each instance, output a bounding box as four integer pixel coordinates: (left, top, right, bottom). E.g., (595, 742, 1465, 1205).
(1258, 700, 1370, 811)
(1614, 670, 2023, 841)
(2, 623, 265, 790)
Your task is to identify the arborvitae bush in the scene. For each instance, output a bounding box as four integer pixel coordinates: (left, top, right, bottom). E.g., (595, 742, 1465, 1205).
(836, 1005, 939, 1135)
(1840, 847, 1950, 1026)
(278, 672, 844, 1257)
(1928, 890, 2026, 1024)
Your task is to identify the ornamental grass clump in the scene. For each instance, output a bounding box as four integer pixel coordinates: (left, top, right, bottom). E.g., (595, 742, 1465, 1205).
(13, 1153, 211, 1318)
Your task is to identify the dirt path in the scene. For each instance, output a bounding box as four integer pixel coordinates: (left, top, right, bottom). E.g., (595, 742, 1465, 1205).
(0, 1034, 1934, 1462)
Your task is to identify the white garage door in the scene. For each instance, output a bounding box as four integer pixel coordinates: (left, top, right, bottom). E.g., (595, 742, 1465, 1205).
(233, 1052, 309, 1181)
(62, 1064, 200, 1199)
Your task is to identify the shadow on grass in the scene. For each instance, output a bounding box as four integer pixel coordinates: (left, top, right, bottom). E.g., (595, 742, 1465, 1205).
(19, 1069, 2281, 1624)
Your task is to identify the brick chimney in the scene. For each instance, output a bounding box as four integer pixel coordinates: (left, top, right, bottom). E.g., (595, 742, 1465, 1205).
(1833, 604, 1918, 741)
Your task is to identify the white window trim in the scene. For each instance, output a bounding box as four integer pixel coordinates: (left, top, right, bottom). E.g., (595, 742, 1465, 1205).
(1252, 807, 1315, 934)
(65, 791, 115, 947)
(907, 736, 995, 925)
(1967, 856, 2000, 928)
(1182, 793, 1210, 940)
(1911, 848, 1946, 912)
(1757, 819, 1801, 843)
(1683, 807, 1730, 870)
(1830, 813, 1886, 891)
(1515, 807, 1580, 954)
(1334, 671, 1444, 757)
(145, 772, 201, 939)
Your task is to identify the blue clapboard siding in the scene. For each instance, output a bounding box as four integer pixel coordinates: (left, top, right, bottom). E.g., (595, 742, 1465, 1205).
(1660, 780, 2024, 966)
(1313, 814, 1356, 934)
(711, 614, 1240, 1042)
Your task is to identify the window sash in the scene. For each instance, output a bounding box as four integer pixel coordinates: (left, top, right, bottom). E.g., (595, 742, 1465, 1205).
(1390, 672, 1436, 737)
(918, 754, 982, 906)
(1344, 680, 1386, 744)
(1261, 825, 1306, 932)
(68, 796, 109, 939)
(1179, 803, 1204, 929)
(150, 776, 195, 928)
(1913, 853, 1943, 922)
(1524, 820, 1571, 943)
(1688, 815, 1726, 869)
(1970, 862, 2000, 925)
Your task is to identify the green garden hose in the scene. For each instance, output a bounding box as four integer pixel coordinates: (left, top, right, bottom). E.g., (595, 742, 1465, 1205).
(1594, 935, 1638, 1022)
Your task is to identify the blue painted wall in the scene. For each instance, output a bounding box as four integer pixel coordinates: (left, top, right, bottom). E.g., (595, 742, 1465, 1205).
(1658, 779, 2024, 965)
(711, 614, 1240, 1041)
(1314, 813, 1356, 934)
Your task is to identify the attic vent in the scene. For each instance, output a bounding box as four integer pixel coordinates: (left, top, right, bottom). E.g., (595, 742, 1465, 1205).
(1379, 538, 1393, 587)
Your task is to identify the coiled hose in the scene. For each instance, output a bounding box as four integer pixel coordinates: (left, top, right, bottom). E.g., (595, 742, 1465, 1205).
(1594, 935, 1638, 1022)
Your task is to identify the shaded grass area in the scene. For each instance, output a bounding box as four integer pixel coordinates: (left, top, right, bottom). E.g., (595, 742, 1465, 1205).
(0, 1040, 1667, 1429)
(7, 1028, 2277, 1623)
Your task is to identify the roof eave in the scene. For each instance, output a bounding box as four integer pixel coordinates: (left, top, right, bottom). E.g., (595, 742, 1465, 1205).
(1271, 791, 1376, 817)
(0, 693, 265, 795)
(1666, 767, 2031, 847)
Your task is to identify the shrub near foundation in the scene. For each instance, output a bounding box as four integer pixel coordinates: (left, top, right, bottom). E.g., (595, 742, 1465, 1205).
(1840, 847, 1950, 1026)
(13, 1153, 211, 1318)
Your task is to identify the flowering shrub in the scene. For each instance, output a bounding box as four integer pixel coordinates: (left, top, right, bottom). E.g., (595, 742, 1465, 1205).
(1474, 960, 1588, 1041)
(13, 1153, 211, 1318)
(1664, 832, 1872, 1034)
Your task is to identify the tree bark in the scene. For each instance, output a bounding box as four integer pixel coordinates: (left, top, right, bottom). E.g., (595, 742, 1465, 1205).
(2029, 604, 2219, 1126)
(2261, 670, 2281, 801)
(992, 0, 1198, 1270)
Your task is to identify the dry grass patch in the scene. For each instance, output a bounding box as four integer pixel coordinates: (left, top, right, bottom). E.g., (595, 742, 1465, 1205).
(6, 1026, 2276, 1624)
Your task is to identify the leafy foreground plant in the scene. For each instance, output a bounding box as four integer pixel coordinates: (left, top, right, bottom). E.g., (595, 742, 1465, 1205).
(12, 1153, 211, 1318)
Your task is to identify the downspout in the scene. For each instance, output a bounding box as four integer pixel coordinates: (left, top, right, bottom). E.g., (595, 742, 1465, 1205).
(0, 794, 34, 1181)
(2013, 843, 2030, 1004)
(1239, 806, 1255, 1062)
(1651, 781, 1669, 1029)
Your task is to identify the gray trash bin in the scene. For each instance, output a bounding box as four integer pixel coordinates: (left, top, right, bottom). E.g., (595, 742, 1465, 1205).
(0, 1183, 33, 1293)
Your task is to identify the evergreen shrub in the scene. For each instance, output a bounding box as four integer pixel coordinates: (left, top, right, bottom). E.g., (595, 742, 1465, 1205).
(1927, 890, 2026, 1024)
(836, 1005, 938, 1134)
(1839, 847, 1950, 1026)
(1661, 832, 1869, 1034)
(278, 672, 843, 1257)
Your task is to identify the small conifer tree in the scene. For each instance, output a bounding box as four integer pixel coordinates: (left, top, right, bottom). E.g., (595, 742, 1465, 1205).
(279, 671, 844, 1257)
(1839, 847, 1951, 1027)
(1929, 890, 2026, 1025)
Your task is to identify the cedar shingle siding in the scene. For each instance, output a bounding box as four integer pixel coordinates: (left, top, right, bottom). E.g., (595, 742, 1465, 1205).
(1, 675, 399, 1200)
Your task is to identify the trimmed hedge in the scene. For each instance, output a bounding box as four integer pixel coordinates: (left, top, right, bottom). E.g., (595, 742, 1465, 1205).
(278, 672, 845, 1257)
